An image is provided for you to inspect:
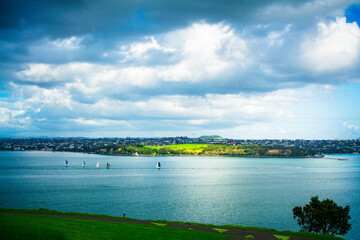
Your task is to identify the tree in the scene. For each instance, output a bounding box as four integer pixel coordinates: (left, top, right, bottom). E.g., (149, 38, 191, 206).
(293, 196, 351, 235)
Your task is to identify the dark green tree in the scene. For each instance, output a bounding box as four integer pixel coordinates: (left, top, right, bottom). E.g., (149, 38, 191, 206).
(293, 196, 351, 235)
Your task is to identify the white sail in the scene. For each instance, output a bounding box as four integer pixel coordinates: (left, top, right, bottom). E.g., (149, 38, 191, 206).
(96, 162, 100, 168)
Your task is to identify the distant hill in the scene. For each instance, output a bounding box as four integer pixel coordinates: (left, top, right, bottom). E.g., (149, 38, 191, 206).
(199, 135, 223, 140)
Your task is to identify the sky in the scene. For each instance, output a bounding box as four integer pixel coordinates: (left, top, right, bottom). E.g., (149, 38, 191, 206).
(1, 0, 360, 139)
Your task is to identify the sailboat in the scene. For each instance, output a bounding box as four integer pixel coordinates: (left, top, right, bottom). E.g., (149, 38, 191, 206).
(96, 162, 100, 168)
(82, 160, 86, 167)
(156, 162, 161, 169)
(106, 162, 111, 169)
(65, 160, 68, 167)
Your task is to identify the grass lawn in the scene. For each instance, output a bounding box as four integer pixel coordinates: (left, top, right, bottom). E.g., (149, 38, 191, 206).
(0, 209, 344, 240)
(0, 214, 230, 240)
(144, 143, 210, 153)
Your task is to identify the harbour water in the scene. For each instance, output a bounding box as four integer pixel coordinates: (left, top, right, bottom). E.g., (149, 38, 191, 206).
(0, 151, 359, 239)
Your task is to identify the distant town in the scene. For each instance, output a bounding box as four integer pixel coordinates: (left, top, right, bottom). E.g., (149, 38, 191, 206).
(1, 136, 359, 155)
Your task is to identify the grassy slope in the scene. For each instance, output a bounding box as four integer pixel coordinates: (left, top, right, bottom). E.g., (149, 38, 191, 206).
(0, 214, 228, 240)
(0, 208, 344, 240)
(144, 143, 209, 153)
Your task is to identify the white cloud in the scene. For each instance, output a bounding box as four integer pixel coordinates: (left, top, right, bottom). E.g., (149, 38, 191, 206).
(267, 24, 292, 46)
(159, 23, 248, 82)
(13, 85, 74, 110)
(71, 117, 131, 127)
(18, 64, 60, 83)
(119, 36, 176, 61)
(17, 23, 249, 98)
(0, 106, 31, 128)
(4, 77, 350, 138)
(19, 19, 358, 101)
(0, 107, 25, 124)
(301, 17, 360, 72)
(7, 82, 306, 127)
(319, 84, 338, 92)
(18, 62, 159, 97)
(187, 119, 209, 125)
(118, 22, 249, 83)
(343, 121, 359, 131)
(51, 36, 83, 49)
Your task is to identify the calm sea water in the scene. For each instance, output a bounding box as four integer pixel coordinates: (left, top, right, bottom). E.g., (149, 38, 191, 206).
(0, 151, 358, 239)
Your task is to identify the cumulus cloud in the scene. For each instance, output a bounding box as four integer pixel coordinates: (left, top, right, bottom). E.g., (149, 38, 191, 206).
(301, 17, 360, 72)
(0, 104, 31, 130)
(119, 36, 176, 62)
(14, 23, 249, 99)
(0, 107, 25, 124)
(3, 81, 322, 136)
(17, 64, 68, 83)
(159, 23, 248, 82)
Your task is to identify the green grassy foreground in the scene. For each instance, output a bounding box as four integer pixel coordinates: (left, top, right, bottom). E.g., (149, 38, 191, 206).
(0, 208, 344, 240)
(0, 214, 226, 240)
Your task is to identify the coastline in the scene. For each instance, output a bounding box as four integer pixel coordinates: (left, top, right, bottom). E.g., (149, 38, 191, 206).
(0, 149, 319, 158)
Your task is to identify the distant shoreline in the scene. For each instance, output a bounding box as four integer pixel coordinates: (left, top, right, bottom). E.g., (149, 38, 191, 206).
(0, 149, 329, 158)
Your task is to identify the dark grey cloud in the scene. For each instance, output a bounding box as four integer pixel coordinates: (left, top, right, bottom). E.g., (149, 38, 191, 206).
(0, 0, 355, 67)
(1, 0, 310, 37)
(0, 0, 307, 65)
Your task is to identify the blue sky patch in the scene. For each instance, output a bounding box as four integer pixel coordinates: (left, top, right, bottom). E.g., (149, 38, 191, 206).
(345, 4, 360, 25)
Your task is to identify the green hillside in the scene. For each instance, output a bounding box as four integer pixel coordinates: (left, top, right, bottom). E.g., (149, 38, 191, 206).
(0, 214, 224, 240)
(143, 143, 208, 154)
(94, 143, 314, 157)
(0, 208, 344, 240)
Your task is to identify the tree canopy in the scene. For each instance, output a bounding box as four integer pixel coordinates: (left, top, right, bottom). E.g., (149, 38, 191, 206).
(293, 196, 351, 235)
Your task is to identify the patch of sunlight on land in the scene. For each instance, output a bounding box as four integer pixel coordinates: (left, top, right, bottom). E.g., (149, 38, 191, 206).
(274, 235, 290, 240)
(151, 222, 167, 226)
(213, 228, 228, 233)
(144, 143, 210, 153)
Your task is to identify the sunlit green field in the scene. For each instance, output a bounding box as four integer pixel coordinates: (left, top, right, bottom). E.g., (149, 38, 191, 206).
(144, 143, 212, 153)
